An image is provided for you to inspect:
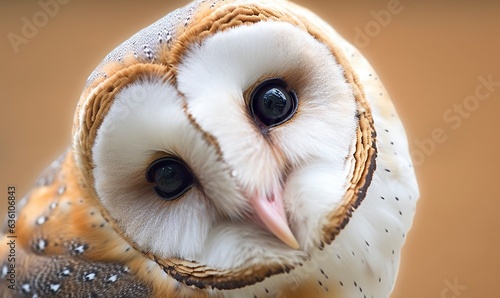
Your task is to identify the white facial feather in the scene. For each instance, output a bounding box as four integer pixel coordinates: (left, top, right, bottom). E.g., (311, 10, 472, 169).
(178, 21, 358, 250)
(93, 21, 359, 267)
(93, 79, 221, 259)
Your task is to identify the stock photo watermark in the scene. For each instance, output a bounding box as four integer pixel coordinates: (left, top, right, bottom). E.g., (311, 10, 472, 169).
(7, 0, 70, 54)
(411, 74, 499, 166)
(2, 186, 17, 292)
(441, 278, 467, 298)
(353, 0, 411, 48)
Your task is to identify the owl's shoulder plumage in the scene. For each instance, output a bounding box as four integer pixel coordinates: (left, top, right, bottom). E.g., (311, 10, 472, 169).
(0, 151, 159, 297)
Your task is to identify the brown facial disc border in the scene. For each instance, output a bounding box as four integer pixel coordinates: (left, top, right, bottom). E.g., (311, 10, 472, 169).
(75, 63, 172, 184)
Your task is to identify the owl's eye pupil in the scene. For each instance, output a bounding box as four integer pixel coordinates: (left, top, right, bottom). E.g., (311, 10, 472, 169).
(250, 79, 298, 127)
(146, 158, 194, 201)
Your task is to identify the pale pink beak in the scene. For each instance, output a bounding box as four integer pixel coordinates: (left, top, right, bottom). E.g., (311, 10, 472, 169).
(249, 190, 300, 249)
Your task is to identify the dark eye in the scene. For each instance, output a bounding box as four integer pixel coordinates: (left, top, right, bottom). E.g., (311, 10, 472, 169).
(250, 78, 298, 127)
(145, 158, 195, 201)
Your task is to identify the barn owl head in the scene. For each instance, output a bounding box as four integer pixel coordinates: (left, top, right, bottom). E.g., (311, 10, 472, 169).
(2, 0, 418, 297)
(77, 0, 374, 276)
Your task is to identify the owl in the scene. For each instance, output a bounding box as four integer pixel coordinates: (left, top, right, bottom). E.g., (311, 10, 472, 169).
(0, 0, 418, 297)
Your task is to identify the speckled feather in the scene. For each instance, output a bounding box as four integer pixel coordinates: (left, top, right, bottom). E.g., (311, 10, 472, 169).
(0, 0, 418, 297)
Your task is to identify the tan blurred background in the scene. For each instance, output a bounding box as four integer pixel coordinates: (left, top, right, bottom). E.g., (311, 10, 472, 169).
(1, 1, 499, 297)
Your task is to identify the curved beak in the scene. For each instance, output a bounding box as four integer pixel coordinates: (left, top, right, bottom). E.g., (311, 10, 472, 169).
(249, 190, 300, 250)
